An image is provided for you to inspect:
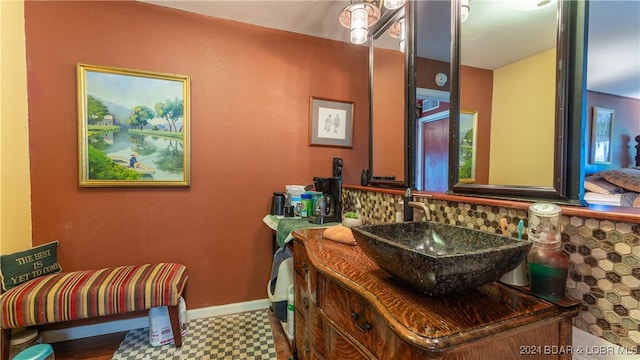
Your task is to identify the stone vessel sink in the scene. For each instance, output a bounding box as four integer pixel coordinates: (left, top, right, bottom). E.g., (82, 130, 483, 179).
(351, 222, 532, 296)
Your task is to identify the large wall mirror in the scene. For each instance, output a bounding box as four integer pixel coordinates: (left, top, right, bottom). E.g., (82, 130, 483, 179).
(369, 0, 587, 205)
(414, 0, 585, 204)
(447, 0, 583, 203)
(369, 5, 408, 187)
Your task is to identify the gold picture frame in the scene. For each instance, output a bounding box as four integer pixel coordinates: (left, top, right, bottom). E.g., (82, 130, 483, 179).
(77, 64, 191, 187)
(459, 110, 477, 183)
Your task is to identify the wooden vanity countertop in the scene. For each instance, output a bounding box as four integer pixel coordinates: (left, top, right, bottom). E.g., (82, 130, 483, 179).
(292, 228, 581, 353)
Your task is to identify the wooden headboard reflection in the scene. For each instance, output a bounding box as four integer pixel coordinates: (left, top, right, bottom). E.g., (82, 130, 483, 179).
(635, 135, 640, 166)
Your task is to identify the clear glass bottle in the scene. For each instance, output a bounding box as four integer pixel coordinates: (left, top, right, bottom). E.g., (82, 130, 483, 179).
(526, 202, 568, 301)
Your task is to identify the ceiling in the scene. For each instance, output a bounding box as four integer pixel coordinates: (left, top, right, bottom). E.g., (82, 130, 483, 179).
(140, 0, 639, 99)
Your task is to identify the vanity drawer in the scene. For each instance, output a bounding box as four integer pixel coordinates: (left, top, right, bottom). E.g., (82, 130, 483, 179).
(319, 275, 436, 359)
(319, 275, 383, 358)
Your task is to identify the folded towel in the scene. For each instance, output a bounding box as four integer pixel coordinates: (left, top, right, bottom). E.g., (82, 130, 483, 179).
(323, 225, 357, 246)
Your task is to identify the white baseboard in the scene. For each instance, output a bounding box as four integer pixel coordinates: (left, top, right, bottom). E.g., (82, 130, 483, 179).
(41, 298, 270, 343)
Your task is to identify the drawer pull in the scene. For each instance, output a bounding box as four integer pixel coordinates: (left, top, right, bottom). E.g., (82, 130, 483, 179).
(351, 312, 372, 333)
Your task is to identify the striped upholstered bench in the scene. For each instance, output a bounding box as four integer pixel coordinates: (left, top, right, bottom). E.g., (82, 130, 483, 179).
(0, 263, 187, 360)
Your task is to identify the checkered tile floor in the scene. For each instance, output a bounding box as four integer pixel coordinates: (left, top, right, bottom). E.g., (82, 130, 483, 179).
(112, 309, 277, 360)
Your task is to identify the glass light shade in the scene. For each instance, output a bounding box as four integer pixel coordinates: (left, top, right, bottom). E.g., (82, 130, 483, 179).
(350, 7, 369, 44)
(384, 0, 405, 10)
(339, 2, 381, 30)
(351, 7, 368, 30)
(351, 28, 368, 44)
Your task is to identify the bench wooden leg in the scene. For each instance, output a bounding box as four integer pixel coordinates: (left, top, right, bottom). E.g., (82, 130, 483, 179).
(2, 328, 11, 360)
(167, 304, 182, 348)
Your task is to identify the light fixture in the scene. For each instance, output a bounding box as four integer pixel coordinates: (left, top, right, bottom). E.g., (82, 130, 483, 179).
(339, 1, 382, 45)
(461, 0, 470, 22)
(384, 0, 405, 10)
(388, 18, 406, 53)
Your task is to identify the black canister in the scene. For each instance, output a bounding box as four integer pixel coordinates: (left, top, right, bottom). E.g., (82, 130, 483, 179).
(271, 192, 285, 215)
(361, 169, 369, 186)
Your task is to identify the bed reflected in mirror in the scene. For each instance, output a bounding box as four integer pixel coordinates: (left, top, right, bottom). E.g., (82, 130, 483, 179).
(581, 0, 640, 210)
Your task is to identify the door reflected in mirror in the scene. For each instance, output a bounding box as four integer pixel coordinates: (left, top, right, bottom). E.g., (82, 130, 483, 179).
(415, 89, 450, 192)
(413, 0, 452, 192)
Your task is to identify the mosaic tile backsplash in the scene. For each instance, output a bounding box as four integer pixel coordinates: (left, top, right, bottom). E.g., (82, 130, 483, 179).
(342, 188, 640, 352)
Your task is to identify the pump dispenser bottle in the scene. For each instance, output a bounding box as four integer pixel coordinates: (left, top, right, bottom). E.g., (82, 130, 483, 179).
(526, 202, 568, 301)
(403, 188, 413, 222)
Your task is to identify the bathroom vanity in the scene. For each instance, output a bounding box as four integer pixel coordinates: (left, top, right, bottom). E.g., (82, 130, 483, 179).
(292, 228, 581, 360)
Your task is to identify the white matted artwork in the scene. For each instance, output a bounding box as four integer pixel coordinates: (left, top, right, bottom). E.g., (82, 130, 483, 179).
(591, 106, 614, 164)
(309, 97, 353, 148)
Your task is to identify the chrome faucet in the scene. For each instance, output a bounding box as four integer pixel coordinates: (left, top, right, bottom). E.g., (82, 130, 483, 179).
(408, 201, 432, 222)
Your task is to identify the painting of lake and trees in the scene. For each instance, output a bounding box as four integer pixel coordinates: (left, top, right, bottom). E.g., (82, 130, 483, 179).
(77, 64, 190, 187)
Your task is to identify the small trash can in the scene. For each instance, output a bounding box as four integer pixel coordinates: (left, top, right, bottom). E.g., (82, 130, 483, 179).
(9, 328, 41, 359)
(12, 344, 54, 360)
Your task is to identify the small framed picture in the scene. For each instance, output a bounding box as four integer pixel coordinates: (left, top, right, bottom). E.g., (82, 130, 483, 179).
(309, 97, 354, 148)
(591, 106, 614, 164)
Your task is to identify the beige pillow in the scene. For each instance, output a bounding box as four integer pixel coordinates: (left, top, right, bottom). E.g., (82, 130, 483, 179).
(600, 168, 640, 193)
(584, 175, 622, 194)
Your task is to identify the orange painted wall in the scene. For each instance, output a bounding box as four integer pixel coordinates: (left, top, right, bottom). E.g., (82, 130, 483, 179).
(372, 48, 404, 180)
(460, 65, 492, 184)
(416, 57, 450, 92)
(24, 0, 369, 309)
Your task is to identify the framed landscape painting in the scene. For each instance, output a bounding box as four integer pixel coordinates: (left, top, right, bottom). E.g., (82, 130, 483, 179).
(459, 110, 477, 183)
(77, 64, 191, 187)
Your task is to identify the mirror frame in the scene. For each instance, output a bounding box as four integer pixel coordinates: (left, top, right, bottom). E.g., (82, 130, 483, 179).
(367, 4, 412, 188)
(443, 0, 587, 205)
